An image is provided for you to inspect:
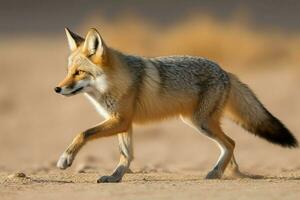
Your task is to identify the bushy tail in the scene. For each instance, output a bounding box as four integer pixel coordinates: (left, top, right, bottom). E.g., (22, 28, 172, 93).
(225, 73, 298, 148)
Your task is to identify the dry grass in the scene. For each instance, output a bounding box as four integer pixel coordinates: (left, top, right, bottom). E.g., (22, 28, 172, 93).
(79, 14, 300, 68)
(1, 14, 299, 70)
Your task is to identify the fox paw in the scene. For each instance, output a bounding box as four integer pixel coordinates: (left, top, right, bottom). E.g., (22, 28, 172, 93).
(97, 175, 122, 183)
(205, 170, 223, 179)
(57, 152, 74, 169)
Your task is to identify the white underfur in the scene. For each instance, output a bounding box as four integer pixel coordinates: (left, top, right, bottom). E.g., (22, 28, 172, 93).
(213, 142, 228, 171)
(92, 75, 108, 93)
(84, 93, 110, 119)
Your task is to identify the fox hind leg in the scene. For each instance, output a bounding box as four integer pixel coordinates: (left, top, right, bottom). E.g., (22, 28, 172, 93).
(98, 128, 133, 183)
(182, 86, 236, 179)
(213, 119, 245, 178)
(189, 117, 234, 179)
(226, 154, 248, 178)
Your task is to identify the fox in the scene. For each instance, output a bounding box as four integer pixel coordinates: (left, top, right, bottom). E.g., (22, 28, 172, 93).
(55, 28, 298, 183)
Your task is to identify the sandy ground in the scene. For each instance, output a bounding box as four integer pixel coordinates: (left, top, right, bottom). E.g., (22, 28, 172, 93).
(0, 41, 300, 199)
(1, 170, 300, 200)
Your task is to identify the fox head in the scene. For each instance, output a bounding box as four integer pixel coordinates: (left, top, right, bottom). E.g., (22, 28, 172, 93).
(55, 28, 110, 96)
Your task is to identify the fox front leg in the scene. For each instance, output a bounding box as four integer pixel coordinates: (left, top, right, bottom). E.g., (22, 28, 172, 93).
(57, 133, 85, 169)
(57, 117, 130, 170)
(97, 129, 133, 183)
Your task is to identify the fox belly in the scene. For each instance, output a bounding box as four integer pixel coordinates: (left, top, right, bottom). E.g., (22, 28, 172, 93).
(133, 85, 198, 123)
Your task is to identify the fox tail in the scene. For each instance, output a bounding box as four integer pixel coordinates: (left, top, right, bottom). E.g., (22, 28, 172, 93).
(225, 73, 298, 148)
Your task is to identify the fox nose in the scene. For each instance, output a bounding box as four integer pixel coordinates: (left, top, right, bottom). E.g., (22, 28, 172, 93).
(54, 87, 61, 93)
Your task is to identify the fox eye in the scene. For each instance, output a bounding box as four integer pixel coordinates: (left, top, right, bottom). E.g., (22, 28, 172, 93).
(74, 70, 84, 76)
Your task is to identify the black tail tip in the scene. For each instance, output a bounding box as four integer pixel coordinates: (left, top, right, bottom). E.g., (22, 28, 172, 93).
(282, 133, 298, 148)
(255, 116, 298, 148)
(280, 133, 298, 148)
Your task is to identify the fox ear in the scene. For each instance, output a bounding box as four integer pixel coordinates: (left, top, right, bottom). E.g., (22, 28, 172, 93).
(65, 28, 84, 51)
(83, 28, 105, 57)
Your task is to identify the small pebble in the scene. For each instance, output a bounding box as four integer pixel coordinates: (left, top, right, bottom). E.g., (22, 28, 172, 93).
(8, 172, 27, 179)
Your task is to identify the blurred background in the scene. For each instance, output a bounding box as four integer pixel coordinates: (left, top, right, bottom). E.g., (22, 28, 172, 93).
(0, 0, 299, 174)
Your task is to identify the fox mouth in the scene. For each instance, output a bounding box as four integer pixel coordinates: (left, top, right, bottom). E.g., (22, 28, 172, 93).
(70, 87, 84, 94)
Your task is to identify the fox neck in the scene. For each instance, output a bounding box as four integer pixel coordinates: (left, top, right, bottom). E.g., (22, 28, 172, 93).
(84, 82, 120, 119)
(83, 49, 132, 119)
(83, 71, 125, 119)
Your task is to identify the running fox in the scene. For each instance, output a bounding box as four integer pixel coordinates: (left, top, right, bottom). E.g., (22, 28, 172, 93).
(55, 28, 298, 183)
